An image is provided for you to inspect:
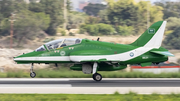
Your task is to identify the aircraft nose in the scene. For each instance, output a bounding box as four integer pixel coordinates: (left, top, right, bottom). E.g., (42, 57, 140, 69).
(14, 57, 18, 62)
(14, 55, 24, 62)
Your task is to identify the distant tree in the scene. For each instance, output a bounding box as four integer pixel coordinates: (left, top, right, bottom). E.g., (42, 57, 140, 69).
(39, 0, 72, 35)
(67, 11, 88, 29)
(66, 0, 72, 11)
(0, 0, 14, 20)
(155, 2, 180, 19)
(136, 1, 163, 34)
(40, 0, 69, 35)
(162, 17, 180, 49)
(85, 16, 101, 24)
(84, 24, 99, 35)
(163, 26, 180, 49)
(97, 23, 115, 35)
(0, 0, 29, 37)
(116, 25, 134, 36)
(0, 14, 3, 32)
(80, 23, 115, 35)
(29, 2, 44, 12)
(83, 3, 107, 16)
(105, 0, 139, 26)
(101, 0, 163, 35)
(0, 0, 28, 21)
(1, 10, 50, 46)
(99, 10, 111, 24)
(166, 17, 180, 31)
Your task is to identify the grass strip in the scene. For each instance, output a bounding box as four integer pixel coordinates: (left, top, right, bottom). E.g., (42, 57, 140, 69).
(0, 93, 180, 101)
(1, 68, 180, 78)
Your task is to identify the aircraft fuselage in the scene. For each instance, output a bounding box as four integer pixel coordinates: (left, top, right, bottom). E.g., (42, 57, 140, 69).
(14, 39, 168, 65)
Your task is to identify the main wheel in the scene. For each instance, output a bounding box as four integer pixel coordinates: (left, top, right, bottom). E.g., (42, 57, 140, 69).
(92, 73, 102, 81)
(30, 72, 36, 78)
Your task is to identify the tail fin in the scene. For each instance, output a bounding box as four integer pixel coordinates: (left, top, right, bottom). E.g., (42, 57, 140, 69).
(131, 21, 167, 48)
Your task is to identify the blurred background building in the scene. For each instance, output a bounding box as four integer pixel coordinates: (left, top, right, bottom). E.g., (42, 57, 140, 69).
(72, 0, 107, 12)
(70, 0, 180, 12)
(24, 0, 40, 3)
(23, 0, 180, 11)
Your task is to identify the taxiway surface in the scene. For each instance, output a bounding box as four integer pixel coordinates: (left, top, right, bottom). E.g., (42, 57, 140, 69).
(0, 78, 180, 87)
(0, 78, 180, 94)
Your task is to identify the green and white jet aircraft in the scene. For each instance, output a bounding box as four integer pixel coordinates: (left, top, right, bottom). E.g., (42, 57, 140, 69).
(14, 21, 174, 81)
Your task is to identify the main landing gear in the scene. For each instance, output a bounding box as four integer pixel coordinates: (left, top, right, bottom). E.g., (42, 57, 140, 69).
(30, 63, 36, 78)
(92, 73, 102, 81)
(92, 62, 102, 81)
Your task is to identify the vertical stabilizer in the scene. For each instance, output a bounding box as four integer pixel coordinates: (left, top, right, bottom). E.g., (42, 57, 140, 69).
(131, 21, 167, 48)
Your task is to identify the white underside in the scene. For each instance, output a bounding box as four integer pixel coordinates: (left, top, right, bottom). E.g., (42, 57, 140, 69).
(14, 56, 70, 61)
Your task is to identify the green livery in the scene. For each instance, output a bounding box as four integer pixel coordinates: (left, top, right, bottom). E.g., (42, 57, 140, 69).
(14, 21, 174, 81)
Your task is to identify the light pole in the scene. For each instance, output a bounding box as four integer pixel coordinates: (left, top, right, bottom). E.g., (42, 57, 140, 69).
(9, 13, 16, 49)
(64, 0, 67, 30)
(147, 0, 150, 29)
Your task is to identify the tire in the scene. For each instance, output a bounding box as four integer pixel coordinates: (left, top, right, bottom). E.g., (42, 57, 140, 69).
(92, 73, 102, 81)
(30, 72, 36, 78)
(92, 74, 95, 80)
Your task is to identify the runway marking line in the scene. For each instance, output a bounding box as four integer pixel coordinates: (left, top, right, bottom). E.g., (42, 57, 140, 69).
(0, 84, 72, 87)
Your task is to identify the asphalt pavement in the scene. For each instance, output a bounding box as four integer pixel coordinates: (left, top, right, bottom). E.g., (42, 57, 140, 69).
(0, 78, 180, 94)
(0, 78, 180, 87)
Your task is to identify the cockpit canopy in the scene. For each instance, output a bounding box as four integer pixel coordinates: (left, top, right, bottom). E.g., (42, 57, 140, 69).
(36, 38, 82, 52)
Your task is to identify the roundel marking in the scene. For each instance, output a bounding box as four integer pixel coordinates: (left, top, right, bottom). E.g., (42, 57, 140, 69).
(130, 52, 134, 57)
(60, 51, 66, 56)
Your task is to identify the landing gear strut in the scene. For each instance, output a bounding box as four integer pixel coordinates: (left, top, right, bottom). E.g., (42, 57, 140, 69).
(30, 63, 36, 78)
(92, 62, 102, 81)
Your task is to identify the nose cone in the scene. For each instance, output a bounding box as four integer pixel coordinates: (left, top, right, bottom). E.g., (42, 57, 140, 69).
(14, 56, 20, 62)
(14, 54, 26, 63)
(14, 57, 17, 61)
(14, 51, 37, 63)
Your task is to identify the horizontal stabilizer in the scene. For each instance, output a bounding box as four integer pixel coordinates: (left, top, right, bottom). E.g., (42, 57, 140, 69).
(150, 51, 174, 57)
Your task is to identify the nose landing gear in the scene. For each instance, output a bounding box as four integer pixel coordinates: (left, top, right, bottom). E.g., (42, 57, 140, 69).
(30, 72, 36, 78)
(30, 63, 36, 78)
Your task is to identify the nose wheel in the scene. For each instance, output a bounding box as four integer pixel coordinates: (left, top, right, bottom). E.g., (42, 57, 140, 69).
(30, 63, 36, 78)
(92, 73, 102, 81)
(30, 72, 36, 78)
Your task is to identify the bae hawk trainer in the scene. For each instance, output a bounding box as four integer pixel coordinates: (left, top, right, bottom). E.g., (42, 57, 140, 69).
(14, 21, 174, 81)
